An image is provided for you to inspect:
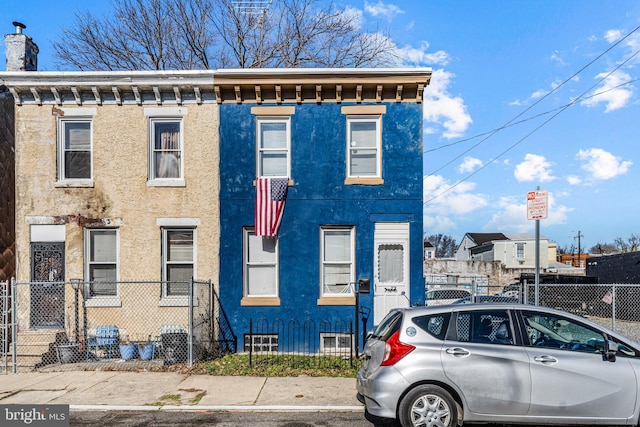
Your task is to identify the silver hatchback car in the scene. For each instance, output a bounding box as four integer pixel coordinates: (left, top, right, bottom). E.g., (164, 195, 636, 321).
(356, 303, 640, 427)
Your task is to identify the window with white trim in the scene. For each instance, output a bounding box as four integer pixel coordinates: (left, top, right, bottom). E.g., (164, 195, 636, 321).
(243, 228, 278, 297)
(321, 227, 355, 296)
(58, 118, 92, 181)
(149, 118, 184, 181)
(244, 334, 279, 353)
(256, 117, 290, 177)
(162, 228, 195, 297)
(85, 229, 118, 297)
(516, 243, 525, 261)
(347, 115, 381, 178)
(320, 333, 353, 355)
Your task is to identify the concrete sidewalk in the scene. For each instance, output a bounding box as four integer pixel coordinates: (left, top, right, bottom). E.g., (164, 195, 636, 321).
(0, 371, 364, 411)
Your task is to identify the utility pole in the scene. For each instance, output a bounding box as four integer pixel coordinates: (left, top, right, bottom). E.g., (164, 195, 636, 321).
(574, 231, 583, 267)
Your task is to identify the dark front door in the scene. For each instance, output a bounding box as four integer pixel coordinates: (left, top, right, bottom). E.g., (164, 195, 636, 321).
(30, 242, 65, 328)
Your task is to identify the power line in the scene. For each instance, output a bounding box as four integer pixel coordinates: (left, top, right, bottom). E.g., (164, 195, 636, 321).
(424, 77, 640, 156)
(424, 25, 640, 204)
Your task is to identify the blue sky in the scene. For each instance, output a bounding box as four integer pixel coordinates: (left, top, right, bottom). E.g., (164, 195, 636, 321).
(2, 1, 639, 251)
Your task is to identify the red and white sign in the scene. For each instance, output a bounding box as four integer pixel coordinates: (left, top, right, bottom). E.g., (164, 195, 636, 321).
(526, 190, 548, 220)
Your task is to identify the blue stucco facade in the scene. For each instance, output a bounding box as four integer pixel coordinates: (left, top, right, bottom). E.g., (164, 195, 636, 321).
(218, 101, 425, 352)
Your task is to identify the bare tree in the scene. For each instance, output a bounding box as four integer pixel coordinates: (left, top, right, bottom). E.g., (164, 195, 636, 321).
(587, 242, 616, 254)
(425, 234, 457, 258)
(53, 0, 398, 70)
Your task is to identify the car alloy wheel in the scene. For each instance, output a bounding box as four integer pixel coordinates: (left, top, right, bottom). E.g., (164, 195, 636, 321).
(399, 385, 458, 427)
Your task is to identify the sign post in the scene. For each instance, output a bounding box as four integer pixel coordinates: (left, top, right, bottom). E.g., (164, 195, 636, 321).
(527, 189, 547, 305)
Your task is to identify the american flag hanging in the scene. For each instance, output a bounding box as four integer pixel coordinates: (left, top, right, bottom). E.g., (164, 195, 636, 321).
(255, 177, 289, 237)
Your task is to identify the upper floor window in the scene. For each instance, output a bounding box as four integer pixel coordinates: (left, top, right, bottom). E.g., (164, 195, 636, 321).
(321, 227, 355, 297)
(347, 115, 381, 178)
(162, 228, 195, 297)
(150, 118, 183, 181)
(256, 117, 291, 178)
(145, 107, 188, 187)
(516, 243, 525, 260)
(243, 227, 279, 299)
(58, 117, 93, 183)
(85, 228, 118, 298)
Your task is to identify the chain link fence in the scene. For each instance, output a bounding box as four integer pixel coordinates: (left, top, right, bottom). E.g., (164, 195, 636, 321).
(425, 281, 640, 342)
(4, 278, 235, 373)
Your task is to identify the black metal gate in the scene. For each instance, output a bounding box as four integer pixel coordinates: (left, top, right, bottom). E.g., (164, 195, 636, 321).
(30, 242, 65, 328)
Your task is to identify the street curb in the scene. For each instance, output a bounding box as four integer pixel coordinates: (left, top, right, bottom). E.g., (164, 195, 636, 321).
(70, 404, 365, 412)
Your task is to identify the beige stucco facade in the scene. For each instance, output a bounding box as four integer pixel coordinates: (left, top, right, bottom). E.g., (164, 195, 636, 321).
(3, 71, 220, 344)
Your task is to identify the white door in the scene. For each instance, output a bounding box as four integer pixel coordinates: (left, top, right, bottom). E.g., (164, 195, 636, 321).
(373, 222, 410, 325)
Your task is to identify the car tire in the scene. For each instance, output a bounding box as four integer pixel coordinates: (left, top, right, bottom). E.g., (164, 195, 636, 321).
(398, 384, 458, 427)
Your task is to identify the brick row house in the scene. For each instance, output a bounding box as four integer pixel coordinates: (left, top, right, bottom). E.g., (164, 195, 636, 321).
(0, 26, 431, 365)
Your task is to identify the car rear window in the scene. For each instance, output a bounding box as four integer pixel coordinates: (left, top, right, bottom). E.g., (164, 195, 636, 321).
(413, 313, 450, 340)
(371, 310, 403, 341)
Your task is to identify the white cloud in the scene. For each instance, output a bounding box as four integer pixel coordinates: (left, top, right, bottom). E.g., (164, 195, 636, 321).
(550, 50, 565, 65)
(457, 157, 483, 174)
(397, 42, 449, 66)
(580, 70, 633, 112)
(514, 154, 556, 183)
(364, 1, 404, 20)
(485, 193, 572, 232)
(423, 69, 473, 139)
(604, 29, 622, 43)
(341, 6, 364, 30)
(566, 175, 581, 185)
(423, 175, 489, 221)
(577, 148, 633, 180)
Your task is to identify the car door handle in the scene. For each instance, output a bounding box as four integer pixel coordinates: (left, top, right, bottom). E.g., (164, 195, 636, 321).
(445, 347, 470, 357)
(533, 355, 558, 365)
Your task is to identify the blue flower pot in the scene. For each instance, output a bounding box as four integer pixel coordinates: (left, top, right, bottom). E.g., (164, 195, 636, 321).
(138, 343, 155, 360)
(119, 344, 137, 360)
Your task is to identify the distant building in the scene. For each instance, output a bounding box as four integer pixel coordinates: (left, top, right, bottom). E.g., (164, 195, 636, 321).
(424, 241, 435, 260)
(586, 252, 640, 283)
(455, 232, 553, 270)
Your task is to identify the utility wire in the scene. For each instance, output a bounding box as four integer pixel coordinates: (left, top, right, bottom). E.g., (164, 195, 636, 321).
(424, 43, 640, 205)
(424, 24, 640, 179)
(424, 77, 640, 155)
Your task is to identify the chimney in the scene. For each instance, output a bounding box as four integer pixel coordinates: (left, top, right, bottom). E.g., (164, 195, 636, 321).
(5, 22, 39, 71)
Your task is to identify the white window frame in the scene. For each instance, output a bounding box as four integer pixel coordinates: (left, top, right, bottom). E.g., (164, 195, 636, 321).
(161, 227, 196, 301)
(147, 117, 185, 186)
(516, 243, 525, 261)
(57, 110, 95, 186)
(244, 333, 279, 354)
(346, 115, 382, 179)
(320, 227, 355, 297)
(84, 228, 120, 307)
(320, 332, 353, 355)
(243, 227, 279, 298)
(256, 116, 291, 178)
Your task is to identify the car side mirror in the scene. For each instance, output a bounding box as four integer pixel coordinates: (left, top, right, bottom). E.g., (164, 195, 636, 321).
(605, 340, 618, 362)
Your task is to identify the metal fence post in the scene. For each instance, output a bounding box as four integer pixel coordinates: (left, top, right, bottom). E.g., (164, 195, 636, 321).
(249, 318, 253, 368)
(11, 278, 17, 374)
(188, 278, 194, 366)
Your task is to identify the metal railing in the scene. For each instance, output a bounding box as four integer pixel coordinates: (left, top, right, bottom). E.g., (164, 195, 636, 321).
(247, 317, 355, 369)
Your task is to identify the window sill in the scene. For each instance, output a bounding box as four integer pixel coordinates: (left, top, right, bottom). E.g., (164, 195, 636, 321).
(241, 296, 281, 306)
(55, 180, 94, 188)
(84, 297, 122, 307)
(344, 177, 384, 186)
(158, 296, 198, 307)
(317, 296, 355, 306)
(147, 179, 186, 187)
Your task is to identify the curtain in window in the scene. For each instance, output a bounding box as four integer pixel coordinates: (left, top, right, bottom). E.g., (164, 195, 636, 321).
(89, 230, 117, 296)
(378, 244, 404, 282)
(155, 122, 181, 178)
